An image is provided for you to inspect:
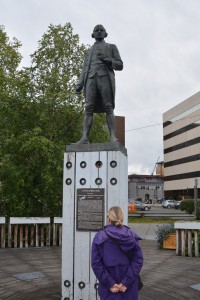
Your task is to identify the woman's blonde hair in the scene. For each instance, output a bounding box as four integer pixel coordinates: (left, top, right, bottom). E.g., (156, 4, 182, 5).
(108, 206, 124, 227)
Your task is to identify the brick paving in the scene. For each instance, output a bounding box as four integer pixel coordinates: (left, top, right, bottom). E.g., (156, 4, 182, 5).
(0, 240, 200, 299)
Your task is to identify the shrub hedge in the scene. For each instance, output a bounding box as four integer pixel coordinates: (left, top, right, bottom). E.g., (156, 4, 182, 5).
(180, 199, 200, 219)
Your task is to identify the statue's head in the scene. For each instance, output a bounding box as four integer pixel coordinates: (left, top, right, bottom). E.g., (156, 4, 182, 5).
(92, 24, 108, 40)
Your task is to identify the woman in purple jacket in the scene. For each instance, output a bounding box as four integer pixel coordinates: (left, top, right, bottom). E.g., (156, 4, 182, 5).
(92, 206, 143, 300)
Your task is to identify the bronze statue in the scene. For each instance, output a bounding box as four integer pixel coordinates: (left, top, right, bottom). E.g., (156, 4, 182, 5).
(75, 24, 123, 143)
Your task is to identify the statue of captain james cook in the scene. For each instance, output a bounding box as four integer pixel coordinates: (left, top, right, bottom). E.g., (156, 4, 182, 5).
(75, 24, 123, 144)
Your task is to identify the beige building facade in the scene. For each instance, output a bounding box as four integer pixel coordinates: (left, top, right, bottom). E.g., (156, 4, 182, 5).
(163, 91, 200, 199)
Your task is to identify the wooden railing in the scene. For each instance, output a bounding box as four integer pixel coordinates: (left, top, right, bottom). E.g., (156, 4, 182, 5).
(0, 217, 5, 248)
(175, 222, 200, 257)
(0, 217, 63, 248)
(1, 218, 199, 256)
(53, 217, 62, 246)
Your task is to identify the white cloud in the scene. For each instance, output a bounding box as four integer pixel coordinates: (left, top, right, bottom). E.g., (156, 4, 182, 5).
(1, 0, 200, 174)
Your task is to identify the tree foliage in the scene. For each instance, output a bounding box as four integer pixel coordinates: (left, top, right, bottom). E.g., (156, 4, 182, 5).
(0, 25, 23, 141)
(180, 199, 194, 214)
(0, 23, 108, 217)
(180, 199, 200, 219)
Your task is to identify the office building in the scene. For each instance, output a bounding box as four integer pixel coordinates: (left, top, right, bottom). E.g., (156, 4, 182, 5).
(163, 91, 200, 199)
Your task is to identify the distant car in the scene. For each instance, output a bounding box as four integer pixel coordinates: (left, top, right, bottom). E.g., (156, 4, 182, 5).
(135, 198, 142, 202)
(174, 201, 181, 209)
(157, 198, 165, 204)
(162, 200, 176, 208)
(145, 199, 153, 204)
(133, 200, 151, 211)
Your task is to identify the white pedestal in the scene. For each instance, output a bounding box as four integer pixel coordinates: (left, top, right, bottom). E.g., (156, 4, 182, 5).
(62, 143, 128, 300)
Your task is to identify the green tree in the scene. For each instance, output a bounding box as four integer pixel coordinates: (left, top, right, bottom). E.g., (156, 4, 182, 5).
(180, 199, 194, 214)
(0, 25, 23, 142)
(28, 23, 86, 143)
(0, 23, 108, 217)
(0, 25, 29, 216)
(28, 23, 108, 144)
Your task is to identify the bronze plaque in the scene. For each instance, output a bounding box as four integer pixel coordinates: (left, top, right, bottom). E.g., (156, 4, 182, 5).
(76, 188, 104, 231)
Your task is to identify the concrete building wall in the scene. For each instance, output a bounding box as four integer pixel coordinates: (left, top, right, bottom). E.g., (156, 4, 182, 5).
(128, 174, 164, 201)
(163, 91, 200, 199)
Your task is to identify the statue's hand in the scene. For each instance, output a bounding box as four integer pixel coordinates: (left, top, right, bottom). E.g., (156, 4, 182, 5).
(98, 53, 112, 65)
(75, 85, 83, 94)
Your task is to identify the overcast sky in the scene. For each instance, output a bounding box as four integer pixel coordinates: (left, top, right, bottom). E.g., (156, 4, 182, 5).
(1, 0, 200, 174)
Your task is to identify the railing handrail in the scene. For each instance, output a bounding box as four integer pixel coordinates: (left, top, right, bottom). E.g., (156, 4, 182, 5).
(0, 217, 5, 224)
(54, 217, 63, 224)
(175, 221, 200, 229)
(129, 212, 194, 218)
(9, 217, 51, 224)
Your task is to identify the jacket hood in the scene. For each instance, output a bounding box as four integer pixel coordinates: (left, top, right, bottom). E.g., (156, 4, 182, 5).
(94, 224, 141, 253)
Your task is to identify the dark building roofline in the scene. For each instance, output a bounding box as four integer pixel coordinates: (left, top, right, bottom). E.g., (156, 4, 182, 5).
(128, 174, 164, 179)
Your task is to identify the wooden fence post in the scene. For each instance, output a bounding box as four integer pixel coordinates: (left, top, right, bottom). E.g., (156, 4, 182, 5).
(9, 217, 51, 248)
(54, 217, 63, 246)
(0, 217, 6, 248)
(175, 222, 200, 257)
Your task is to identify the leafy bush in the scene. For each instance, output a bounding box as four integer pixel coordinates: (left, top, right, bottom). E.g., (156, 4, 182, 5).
(180, 199, 194, 214)
(155, 224, 175, 248)
(180, 199, 200, 219)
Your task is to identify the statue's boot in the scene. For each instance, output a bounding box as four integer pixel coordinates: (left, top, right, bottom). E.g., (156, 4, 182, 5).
(106, 113, 118, 143)
(76, 114, 93, 144)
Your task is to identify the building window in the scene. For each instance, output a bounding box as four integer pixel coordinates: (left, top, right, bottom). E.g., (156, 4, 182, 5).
(164, 137, 200, 154)
(164, 122, 200, 141)
(163, 103, 200, 127)
(164, 171, 200, 181)
(165, 154, 200, 167)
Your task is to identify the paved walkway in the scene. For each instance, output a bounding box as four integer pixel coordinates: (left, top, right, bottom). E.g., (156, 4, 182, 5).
(0, 229, 200, 299)
(139, 240, 200, 300)
(0, 247, 61, 299)
(129, 223, 161, 240)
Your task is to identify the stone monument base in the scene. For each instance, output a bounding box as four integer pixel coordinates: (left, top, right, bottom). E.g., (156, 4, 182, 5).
(62, 142, 128, 299)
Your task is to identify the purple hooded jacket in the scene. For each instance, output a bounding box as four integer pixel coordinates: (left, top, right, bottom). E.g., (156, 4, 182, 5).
(92, 224, 143, 300)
